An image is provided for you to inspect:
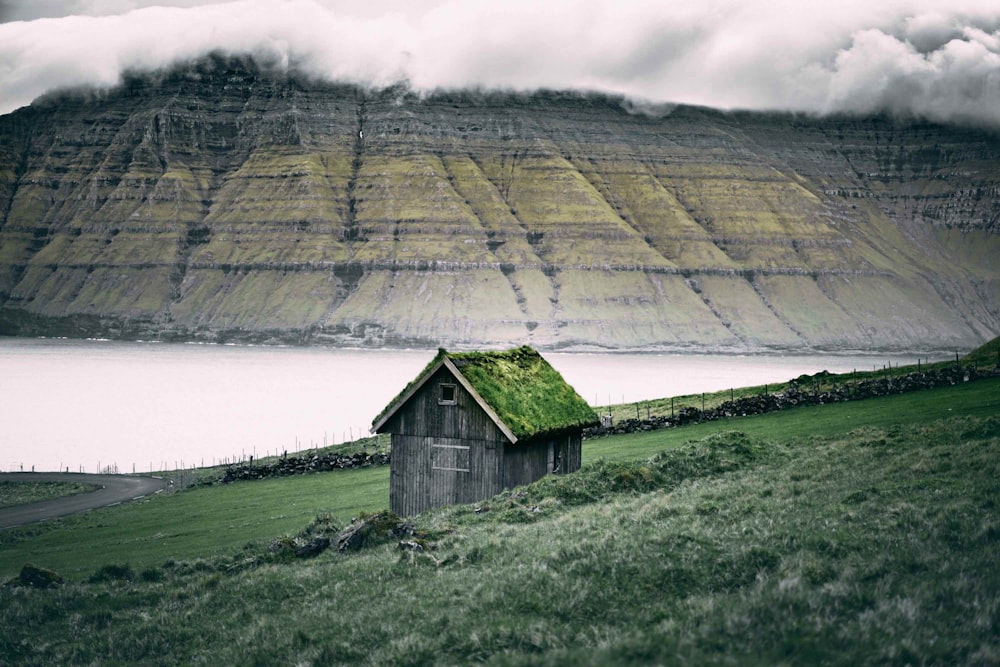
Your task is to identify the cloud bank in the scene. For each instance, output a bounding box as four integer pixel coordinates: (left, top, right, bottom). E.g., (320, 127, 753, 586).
(1, 0, 999, 127)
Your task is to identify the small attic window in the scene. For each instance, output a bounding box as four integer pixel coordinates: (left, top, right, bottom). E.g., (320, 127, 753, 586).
(439, 383, 457, 405)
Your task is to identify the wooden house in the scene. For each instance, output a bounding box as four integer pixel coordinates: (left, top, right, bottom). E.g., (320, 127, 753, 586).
(372, 346, 599, 516)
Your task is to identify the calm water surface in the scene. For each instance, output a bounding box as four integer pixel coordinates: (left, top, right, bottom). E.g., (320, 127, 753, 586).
(0, 338, 930, 472)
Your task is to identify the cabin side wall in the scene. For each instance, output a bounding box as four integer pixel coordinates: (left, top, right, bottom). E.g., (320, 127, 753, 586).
(566, 432, 582, 473)
(386, 366, 506, 516)
(502, 432, 582, 490)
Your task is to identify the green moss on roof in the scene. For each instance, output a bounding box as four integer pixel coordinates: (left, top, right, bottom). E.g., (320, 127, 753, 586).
(372, 346, 598, 440)
(450, 346, 597, 439)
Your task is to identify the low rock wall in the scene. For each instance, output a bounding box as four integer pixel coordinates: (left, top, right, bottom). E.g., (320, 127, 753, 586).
(585, 366, 998, 438)
(221, 365, 997, 482)
(221, 451, 389, 483)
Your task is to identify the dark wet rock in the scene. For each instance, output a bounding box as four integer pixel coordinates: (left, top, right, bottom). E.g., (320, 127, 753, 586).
(335, 511, 409, 552)
(17, 563, 63, 589)
(221, 451, 389, 484)
(294, 536, 331, 559)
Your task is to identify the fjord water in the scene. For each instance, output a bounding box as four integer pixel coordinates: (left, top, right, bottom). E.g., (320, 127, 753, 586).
(0, 338, 929, 473)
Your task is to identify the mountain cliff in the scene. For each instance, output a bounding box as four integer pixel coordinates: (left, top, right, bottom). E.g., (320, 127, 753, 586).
(0, 55, 997, 351)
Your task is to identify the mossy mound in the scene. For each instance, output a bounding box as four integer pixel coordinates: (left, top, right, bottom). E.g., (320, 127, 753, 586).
(15, 563, 63, 588)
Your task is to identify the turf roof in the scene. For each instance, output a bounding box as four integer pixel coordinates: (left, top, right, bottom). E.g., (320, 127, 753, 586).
(373, 346, 598, 441)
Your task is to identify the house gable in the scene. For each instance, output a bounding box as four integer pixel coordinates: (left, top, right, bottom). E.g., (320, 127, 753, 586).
(373, 355, 518, 443)
(372, 347, 598, 441)
(378, 364, 508, 443)
(383, 364, 508, 516)
(373, 346, 597, 516)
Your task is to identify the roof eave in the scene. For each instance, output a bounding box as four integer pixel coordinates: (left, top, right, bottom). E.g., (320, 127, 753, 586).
(509, 419, 601, 443)
(442, 357, 519, 444)
(370, 356, 520, 444)
(370, 357, 447, 434)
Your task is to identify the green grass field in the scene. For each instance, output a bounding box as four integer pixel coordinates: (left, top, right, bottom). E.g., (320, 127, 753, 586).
(0, 481, 99, 509)
(0, 465, 388, 580)
(594, 356, 984, 423)
(0, 376, 997, 665)
(587, 375, 1000, 462)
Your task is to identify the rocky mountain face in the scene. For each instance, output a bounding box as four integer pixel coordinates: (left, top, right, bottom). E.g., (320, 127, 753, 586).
(0, 55, 997, 352)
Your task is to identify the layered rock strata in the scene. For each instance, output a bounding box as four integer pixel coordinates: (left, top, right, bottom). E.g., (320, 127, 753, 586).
(0, 56, 997, 351)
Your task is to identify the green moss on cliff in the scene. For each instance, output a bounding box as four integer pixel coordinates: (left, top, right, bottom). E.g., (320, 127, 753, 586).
(1, 67, 996, 350)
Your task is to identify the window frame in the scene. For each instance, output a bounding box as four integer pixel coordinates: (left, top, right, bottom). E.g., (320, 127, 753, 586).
(438, 382, 457, 405)
(431, 441, 470, 473)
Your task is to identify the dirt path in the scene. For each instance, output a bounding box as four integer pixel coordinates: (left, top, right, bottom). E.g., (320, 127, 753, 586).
(0, 472, 171, 530)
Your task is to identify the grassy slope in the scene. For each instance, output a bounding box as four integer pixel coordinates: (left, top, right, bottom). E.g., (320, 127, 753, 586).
(0, 467, 388, 580)
(594, 355, 990, 423)
(0, 377, 995, 581)
(0, 482, 99, 509)
(967, 336, 1000, 365)
(0, 381, 996, 665)
(589, 375, 1000, 462)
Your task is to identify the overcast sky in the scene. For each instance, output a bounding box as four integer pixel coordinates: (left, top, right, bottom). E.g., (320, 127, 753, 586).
(1, 0, 999, 126)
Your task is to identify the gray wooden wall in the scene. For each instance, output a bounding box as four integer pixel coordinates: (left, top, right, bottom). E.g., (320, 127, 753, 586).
(386, 366, 506, 516)
(503, 433, 582, 489)
(384, 366, 584, 516)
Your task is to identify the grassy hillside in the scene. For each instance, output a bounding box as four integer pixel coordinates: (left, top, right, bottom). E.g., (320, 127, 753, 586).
(0, 378, 997, 664)
(0, 466, 388, 580)
(966, 335, 1000, 366)
(1, 377, 996, 580)
(594, 352, 993, 424)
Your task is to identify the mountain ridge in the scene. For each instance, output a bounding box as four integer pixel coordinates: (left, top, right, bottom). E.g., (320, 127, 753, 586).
(0, 55, 997, 351)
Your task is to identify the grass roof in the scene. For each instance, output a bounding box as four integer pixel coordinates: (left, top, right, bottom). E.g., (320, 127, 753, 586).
(372, 346, 598, 440)
(447, 346, 598, 440)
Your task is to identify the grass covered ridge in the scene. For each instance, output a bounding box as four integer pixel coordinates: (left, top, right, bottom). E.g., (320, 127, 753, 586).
(2, 414, 998, 665)
(966, 334, 1000, 366)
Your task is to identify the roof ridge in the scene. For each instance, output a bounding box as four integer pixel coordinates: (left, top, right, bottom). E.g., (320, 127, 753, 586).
(372, 346, 598, 440)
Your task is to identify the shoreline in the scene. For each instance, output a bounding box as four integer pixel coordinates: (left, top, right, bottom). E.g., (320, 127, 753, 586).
(0, 333, 970, 360)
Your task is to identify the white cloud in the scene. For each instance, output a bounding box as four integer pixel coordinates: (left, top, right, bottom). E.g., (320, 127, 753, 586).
(823, 26, 1000, 126)
(0, 0, 999, 127)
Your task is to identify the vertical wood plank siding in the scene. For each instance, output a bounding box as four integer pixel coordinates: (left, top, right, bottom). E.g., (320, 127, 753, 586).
(566, 433, 582, 473)
(387, 367, 505, 516)
(384, 367, 505, 442)
(502, 439, 550, 489)
(502, 433, 582, 490)
(384, 366, 585, 516)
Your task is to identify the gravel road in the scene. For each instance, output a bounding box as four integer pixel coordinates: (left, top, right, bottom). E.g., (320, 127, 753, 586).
(0, 472, 171, 530)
